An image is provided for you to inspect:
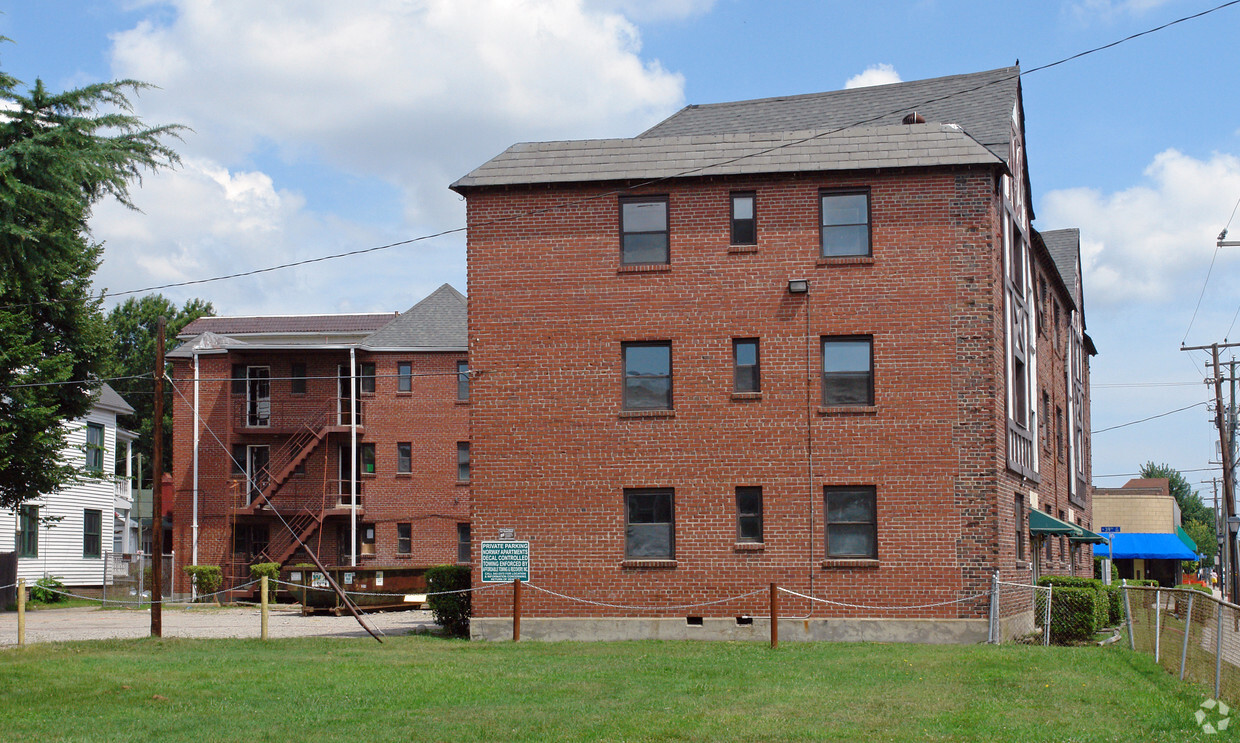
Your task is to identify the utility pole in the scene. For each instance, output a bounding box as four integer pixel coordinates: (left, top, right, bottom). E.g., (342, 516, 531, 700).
(151, 317, 165, 637)
(1182, 341, 1240, 602)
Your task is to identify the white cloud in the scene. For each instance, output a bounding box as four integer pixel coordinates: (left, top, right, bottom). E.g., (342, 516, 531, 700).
(585, 0, 715, 22)
(844, 64, 902, 90)
(1039, 149, 1240, 305)
(1065, 0, 1173, 23)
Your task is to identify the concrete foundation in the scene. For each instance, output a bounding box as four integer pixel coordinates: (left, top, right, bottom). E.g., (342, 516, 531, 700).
(472, 611, 1036, 644)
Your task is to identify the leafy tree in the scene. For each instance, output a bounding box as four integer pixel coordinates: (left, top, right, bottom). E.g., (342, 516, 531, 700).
(102, 294, 214, 487)
(0, 42, 180, 509)
(1139, 462, 1212, 525)
(1182, 518, 1217, 567)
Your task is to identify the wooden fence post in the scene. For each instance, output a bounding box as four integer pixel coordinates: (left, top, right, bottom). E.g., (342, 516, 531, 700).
(260, 575, 269, 641)
(17, 578, 25, 647)
(513, 578, 522, 642)
(770, 582, 778, 649)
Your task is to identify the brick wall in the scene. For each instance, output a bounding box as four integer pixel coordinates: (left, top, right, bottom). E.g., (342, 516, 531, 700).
(464, 166, 1076, 622)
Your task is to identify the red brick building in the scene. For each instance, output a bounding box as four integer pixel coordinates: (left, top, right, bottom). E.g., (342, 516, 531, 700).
(453, 67, 1097, 641)
(168, 284, 470, 594)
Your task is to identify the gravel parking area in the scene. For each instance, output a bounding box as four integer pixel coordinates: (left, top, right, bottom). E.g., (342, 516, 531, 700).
(0, 605, 437, 646)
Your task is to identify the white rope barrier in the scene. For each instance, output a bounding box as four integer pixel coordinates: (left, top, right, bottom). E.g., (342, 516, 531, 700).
(524, 583, 768, 611)
(777, 586, 988, 611)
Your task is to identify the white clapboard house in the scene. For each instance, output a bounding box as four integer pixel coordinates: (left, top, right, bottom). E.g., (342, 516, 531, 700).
(0, 384, 138, 589)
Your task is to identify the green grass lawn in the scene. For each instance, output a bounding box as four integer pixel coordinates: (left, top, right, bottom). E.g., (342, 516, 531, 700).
(0, 635, 1233, 742)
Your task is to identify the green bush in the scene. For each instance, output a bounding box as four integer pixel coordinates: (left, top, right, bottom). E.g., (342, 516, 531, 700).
(1037, 576, 1108, 629)
(1102, 583, 1123, 625)
(182, 565, 223, 599)
(250, 562, 281, 594)
(1175, 582, 1211, 594)
(30, 576, 65, 603)
(1036, 586, 1098, 643)
(425, 565, 471, 638)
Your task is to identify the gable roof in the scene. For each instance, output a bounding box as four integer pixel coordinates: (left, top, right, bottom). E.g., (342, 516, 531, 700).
(451, 123, 1002, 190)
(362, 284, 467, 350)
(94, 383, 135, 415)
(178, 313, 397, 339)
(1041, 228, 1081, 304)
(640, 67, 1020, 161)
(166, 331, 248, 359)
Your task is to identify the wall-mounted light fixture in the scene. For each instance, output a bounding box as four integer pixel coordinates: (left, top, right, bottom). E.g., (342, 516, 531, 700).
(787, 279, 809, 294)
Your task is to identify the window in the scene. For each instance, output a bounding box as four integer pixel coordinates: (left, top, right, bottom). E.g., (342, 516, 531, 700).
(736, 487, 763, 543)
(231, 445, 246, 475)
(17, 505, 37, 557)
(824, 486, 877, 559)
(821, 336, 873, 406)
(361, 443, 375, 475)
(359, 363, 376, 394)
(625, 488, 674, 559)
(457, 360, 470, 401)
(623, 342, 672, 410)
(246, 366, 271, 427)
(231, 363, 245, 394)
(338, 523, 376, 561)
(1041, 391, 1050, 448)
(730, 192, 756, 245)
(1056, 406, 1064, 462)
(85, 423, 105, 473)
(397, 362, 412, 393)
(1015, 494, 1026, 561)
(291, 363, 307, 394)
(1011, 356, 1027, 427)
(620, 196, 669, 264)
(457, 442, 471, 482)
(397, 523, 411, 554)
(820, 191, 870, 257)
(397, 443, 412, 474)
(457, 523, 471, 563)
(733, 339, 760, 393)
(83, 509, 102, 558)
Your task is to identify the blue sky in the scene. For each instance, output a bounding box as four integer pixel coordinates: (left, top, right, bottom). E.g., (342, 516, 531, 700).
(3, 0, 1240, 496)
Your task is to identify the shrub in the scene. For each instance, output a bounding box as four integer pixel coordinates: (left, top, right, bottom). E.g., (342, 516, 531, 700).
(1036, 586, 1098, 643)
(1176, 582, 1211, 595)
(30, 576, 65, 603)
(1102, 583, 1123, 625)
(1037, 576, 1108, 629)
(250, 563, 281, 594)
(425, 565, 471, 638)
(182, 565, 223, 600)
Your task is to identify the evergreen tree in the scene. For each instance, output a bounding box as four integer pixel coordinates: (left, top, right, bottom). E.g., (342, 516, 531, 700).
(0, 42, 180, 509)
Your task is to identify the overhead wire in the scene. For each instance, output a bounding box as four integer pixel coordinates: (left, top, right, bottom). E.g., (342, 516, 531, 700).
(1090, 400, 1207, 434)
(1, 0, 1237, 313)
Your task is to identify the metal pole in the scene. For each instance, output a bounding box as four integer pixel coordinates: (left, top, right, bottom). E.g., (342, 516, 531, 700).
(17, 578, 25, 647)
(1217, 599, 1225, 699)
(1044, 585, 1052, 646)
(1181, 592, 1194, 680)
(1154, 588, 1161, 663)
(770, 582, 779, 649)
(512, 578, 522, 642)
(102, 553, 107, 607)
(1124, 580, 1135, 651)
(191, 352, 200, 600)
(350, 348, 358, 567)
(151, 316, 165, 638)
(988, 571, 998, 644)
(260, 575, 269, 641)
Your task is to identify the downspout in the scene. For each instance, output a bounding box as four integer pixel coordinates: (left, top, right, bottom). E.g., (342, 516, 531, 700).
(192, 352, 200, 599)
(125, 438, 133, 553)
(350, 347, 358, 567)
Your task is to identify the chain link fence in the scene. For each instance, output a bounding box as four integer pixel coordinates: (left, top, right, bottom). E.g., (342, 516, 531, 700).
(1122, 584, 1240, 702)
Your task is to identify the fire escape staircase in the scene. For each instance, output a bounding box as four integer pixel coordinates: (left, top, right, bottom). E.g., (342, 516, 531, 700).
(261, 508, 324, 568)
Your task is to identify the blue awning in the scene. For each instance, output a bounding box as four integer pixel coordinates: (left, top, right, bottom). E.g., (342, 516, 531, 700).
(1092, 532, 1198, 561)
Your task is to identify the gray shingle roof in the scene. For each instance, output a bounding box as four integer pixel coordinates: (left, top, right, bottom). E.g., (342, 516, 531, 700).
(640, 67, 1020, 161)
(94, 383, 135, 415)
(166, 331, 248, 359)
(451, 123, 1002, 190)
(178, 313, 397, 339)
(362, 284, 467, 350)
(1041, 228, 1082, 306)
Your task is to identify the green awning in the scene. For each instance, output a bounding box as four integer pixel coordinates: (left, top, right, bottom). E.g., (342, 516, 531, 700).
(1176, 525, 1199, 554)
(1029, 510, 1107, 544)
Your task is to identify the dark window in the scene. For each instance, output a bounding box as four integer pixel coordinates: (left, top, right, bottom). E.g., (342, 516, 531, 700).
(733, 338, 760, 393)
(824, 486, 877, 559)
(457, 442, 470, 482)
(234, 524, 269, 562)
(620, 196, 669, 264)
(457, 360, 470, 401)
(397, 443, 412, 474)
(359, 363, 376, 394)
(231, 445, 246, 475)
(231, 364, 245, 394)
(820, 191, 870, 257)
(1041, 391, 1050, 448)
(457, 523, 471, 563)
(293, 461, 306, 476)
(361, 443, 375, 475)
(83, 509, 102, 558)
(625, 488, 674, 559)
(397, 362, 412, 393)
(1012, 356, 1027, 427)
(291, 363, 307, 394)
(397, 523, 411, 554)
(85, 422, 105, 473)
(731, 192, 756, 245)
(1015, 494, 1026, 561)
(821, 336, 873, 406)
(623, 342, 672, 410)
(736, 486, 763, 543)
(17, 504, 37, 557)
(1056, 406, 1064, 462)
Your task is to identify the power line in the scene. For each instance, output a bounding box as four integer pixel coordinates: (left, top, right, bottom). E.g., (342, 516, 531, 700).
(1095, 466, 1220, 479)
(3, 0, 1237, 313)
(1090, 400, 1207, 434)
